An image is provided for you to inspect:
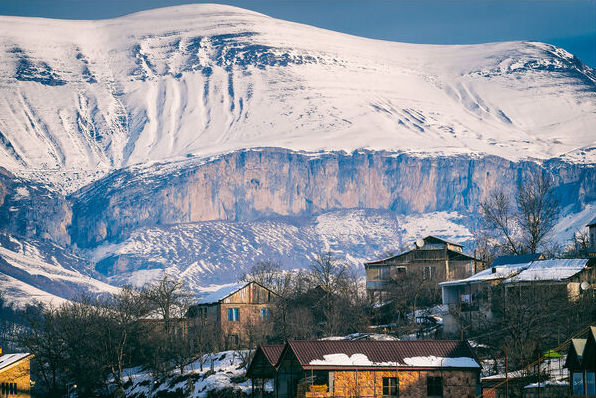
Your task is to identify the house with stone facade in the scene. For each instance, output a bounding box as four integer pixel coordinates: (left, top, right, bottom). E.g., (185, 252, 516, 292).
(248, 340, 481, 398)
(0, 347, 33, 396)
(365, 236, 483, 302)
(189, 281, 277, 349)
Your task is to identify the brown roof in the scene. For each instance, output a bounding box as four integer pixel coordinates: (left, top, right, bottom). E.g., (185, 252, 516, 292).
(261, 344, 285, 366)
(285, 340, 480, 370)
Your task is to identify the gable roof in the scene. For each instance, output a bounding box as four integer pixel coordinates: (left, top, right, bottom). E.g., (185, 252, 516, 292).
(196, 281, 277, 305)
(0, 353, 33, 372)
(246, 344, 285, 378)
(587, 217, 596, 227)
(262, 344, 285, 366)
(491, 254, 543, 267)
(283, 340, 480, 370)
(423, 235, 463, 248)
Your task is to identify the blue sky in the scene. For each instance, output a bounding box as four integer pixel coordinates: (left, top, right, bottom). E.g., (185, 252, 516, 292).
(1, 0, 595, 67)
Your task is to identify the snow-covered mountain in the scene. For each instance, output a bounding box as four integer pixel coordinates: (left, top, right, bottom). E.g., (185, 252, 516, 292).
(0, 4, 595, 303)
(0, 4, 595, 190)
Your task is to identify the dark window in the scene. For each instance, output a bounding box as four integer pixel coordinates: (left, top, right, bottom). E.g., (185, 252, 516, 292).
(427, 376, 443, 397)
(228, 334, 239, 347)
(382, 377, 398, 396)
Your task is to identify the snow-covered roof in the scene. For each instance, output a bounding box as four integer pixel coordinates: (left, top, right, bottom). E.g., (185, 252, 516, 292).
(196, 282, 248, 304)
(440, 262, 532, 287)
(286, 340, 480, 370)
(0, 353, 32, 371)
(504, 259, 588, 283)
(441, 258, 590, 287)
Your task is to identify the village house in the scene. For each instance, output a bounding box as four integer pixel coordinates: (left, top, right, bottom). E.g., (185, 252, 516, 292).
(365, 235, 484, 302)
(440, 257, 595, 334)
(248, 340, 481, 398)
(0, 347, 33, 397)
(247, 344, 285, 398)
(189, 281, 277, 349)
(565, 326, 596, 396)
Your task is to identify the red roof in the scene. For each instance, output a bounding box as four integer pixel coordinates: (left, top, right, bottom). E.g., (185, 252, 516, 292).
(285, 340, 480, 370)
(261, 344, 285, 366)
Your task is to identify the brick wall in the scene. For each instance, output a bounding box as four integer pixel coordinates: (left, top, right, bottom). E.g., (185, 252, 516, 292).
(303, 369, 478, 398)
(0, 357, 32, 396)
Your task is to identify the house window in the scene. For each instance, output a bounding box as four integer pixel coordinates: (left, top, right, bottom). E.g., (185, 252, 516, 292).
(424, 266, 435, 280)
(382, 377, 398, 396)
(427, 376, 443, 397)
(573, 372, 584, 395)
(228, 308, 239, 321)
(260, 308, 271, 319)
(587, 372, 595, 395)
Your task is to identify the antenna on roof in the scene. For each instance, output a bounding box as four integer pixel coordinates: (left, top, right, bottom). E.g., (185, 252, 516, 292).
(580, 281, 590, 291)
(416, 238, 425, 248)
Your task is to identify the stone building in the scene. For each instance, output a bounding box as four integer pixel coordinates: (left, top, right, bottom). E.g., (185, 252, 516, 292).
(189, 281, 277, 349)
(0, 347, 33, 397)
(365, 235, 483, 302)
(248, 340, 481, 398)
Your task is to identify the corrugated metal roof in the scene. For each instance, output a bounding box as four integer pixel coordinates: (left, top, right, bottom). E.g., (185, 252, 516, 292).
(262, 344, 285, 366)
(491, 254, 543, 267)
(286, 340, 479, 369)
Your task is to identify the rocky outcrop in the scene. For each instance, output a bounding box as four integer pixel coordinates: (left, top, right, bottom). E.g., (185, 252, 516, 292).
(69, 149, 596, 248)
(0, 167, 72, 245)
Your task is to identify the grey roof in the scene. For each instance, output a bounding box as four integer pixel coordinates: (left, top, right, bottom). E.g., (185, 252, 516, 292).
(491, 254, 543, 267)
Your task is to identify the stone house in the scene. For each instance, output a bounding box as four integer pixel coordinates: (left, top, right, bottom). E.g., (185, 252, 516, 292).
(565, 326, 596, 396)
(248, 340, 481, 398)
(189, 281, 277, 349)
(365, 236, 483, 302)
(0, 347, 33, 396)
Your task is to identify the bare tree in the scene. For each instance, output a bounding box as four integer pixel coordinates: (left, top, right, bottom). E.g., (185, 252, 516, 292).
(516, 174, 559, 254)
(480, 173, 559, 256)
(480, 190, 521, 255)
(141, 274, 191, 333)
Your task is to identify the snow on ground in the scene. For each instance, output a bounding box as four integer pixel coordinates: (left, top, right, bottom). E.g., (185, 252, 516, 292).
(90, 209, 477, 288)
(0, 234, 118, 306)
(123, 351, 252, 398)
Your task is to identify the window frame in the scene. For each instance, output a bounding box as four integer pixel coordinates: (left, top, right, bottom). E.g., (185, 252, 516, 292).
(227, 307, 240, 321)
(382, 376, 398, 396)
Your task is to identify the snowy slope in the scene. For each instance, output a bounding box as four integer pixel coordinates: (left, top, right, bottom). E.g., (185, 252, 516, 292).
(89, 209, 475, 288)
(0, 233, 118, 306)
(0, 5, 594, 191)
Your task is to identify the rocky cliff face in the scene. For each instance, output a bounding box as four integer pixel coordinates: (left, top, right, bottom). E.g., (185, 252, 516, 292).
(69, 149, 596, 249)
